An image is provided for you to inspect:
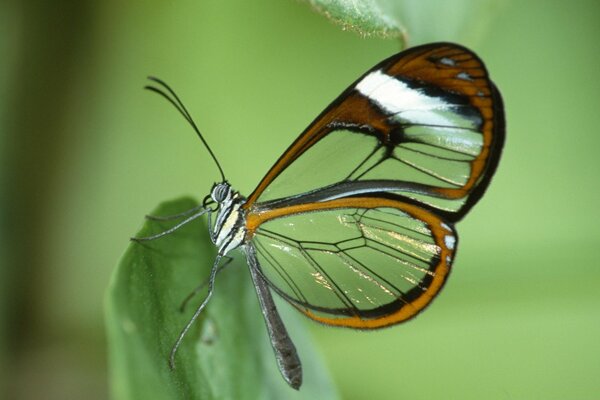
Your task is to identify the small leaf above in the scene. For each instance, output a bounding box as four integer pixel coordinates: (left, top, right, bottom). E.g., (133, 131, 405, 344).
(106, 197, 339, 400)
(302, 0, 504, 45)
(304, 0, 406, 39)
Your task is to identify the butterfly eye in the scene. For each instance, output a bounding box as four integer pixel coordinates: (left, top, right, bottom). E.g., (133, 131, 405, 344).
(211, 183, 230, 203)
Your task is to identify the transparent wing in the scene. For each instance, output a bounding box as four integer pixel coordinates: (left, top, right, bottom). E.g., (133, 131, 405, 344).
(245, 196, 456, 329)
(244, 42, 504, 221)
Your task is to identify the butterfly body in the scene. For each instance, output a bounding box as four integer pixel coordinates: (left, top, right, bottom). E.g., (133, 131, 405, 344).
(209, 183, 246, 255)
(138, 42, 504, 390)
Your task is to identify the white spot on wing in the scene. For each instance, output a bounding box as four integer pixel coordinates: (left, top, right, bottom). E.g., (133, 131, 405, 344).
(457, 71, 473, 81)
(440, 57, 456, 66)
(356, 70, 453, 125)
(444, 235, 456, 250)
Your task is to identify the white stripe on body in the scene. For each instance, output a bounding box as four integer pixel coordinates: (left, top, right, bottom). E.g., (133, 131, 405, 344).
(213, 194, 246, 255)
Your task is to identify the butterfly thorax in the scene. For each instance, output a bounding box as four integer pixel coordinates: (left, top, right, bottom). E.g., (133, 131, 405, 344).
(210, 182, 247, 255)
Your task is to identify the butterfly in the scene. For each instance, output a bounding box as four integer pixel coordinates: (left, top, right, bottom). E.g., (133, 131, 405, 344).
(134, 42, 505, 390)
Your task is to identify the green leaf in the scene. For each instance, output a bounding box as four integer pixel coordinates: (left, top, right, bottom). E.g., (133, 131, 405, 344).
(303, 0, 406, 40)
(106, 197, 339, 400)
(302, 0, 505, 45)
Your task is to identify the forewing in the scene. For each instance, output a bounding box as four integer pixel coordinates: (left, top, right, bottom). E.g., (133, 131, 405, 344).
(245, 43, 504, 221)
(245, 197, 456, 328)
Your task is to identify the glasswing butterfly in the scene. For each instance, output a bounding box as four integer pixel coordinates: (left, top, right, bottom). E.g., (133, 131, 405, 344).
(133, 42, 505, 390)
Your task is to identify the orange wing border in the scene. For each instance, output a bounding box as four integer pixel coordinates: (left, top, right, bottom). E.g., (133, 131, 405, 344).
(245, 195, 456, 329)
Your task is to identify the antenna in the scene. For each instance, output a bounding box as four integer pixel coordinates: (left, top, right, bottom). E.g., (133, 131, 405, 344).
(145, 77, 226, 182)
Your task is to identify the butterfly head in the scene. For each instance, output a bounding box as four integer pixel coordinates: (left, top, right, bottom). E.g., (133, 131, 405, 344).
(203, 181, 243, 212)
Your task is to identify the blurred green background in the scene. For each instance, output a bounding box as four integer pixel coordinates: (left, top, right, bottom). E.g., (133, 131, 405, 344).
(2, 0, 599, 399)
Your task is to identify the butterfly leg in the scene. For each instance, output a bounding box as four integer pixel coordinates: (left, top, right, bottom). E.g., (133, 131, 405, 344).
(245, 244, 302, 390)
(178, 255, 234, 312)
(169, 254, 222, 370)
(206, 208, 217, 243)
(130, 208, 210, 242)
(145, 203, 206, 221)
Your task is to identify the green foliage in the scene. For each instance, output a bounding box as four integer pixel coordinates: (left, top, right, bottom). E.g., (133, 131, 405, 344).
(302, 0, 406, 40)
(106, 198, 338, 400)
(302, 0, 504, 45)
